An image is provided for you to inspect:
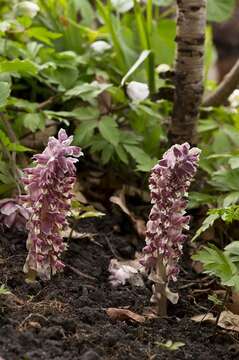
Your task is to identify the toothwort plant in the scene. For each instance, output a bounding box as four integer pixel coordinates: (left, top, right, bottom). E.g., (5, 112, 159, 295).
(22, 129, 82, 280)
(142, 143, 200, 315)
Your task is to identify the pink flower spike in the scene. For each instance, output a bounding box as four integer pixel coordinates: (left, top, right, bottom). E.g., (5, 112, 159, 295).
(22, 129, 83, 280)
(142, 142, 200, 282)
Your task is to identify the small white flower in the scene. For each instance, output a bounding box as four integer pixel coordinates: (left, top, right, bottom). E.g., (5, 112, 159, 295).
(229, 89, 239, 108)
(14, 1, 40, 18)
(111, 0, 134, 13)
(90, 40, 111, 54)
(156, 63, 170, 73)
(126, 81, 149, 102)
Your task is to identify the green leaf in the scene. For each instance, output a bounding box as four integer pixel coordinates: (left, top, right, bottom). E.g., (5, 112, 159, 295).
(198, 119, 218, 133)
(0, 129, 32, 152)
(0, 59, 38, 75)
(229, 157, 239, 169)
(223, 192, 239, 207)
(0, 82, 10, 107)
(115, 145, 128, 164)
(72, 107, 100, 121)
(22, 113, 45, 132)
(192, 213, 220, 241)
(121, 50, 151, 86)
(207, 0, 236, 22)
(124, 144, 157, 171)
(101, 144, 114, 164)
(74, 120, 97, 146)
(152, 20, 176, 65)
(188, 192, 216, 209)
(26, 27, 62, 46)
(225, 241, 239, 265)
(65, 82, 112, 101)
(98, 116, 120, 147)
(210, 169, 239, 192)
(192, 244, 237, 286)
(156, 340, 185, 351)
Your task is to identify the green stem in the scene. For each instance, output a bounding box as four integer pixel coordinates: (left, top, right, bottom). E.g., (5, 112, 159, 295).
(133, 0, 155, 94)
(96, 0, 126, 72)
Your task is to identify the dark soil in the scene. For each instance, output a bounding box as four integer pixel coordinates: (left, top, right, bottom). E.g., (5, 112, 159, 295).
(0, 216, 238, 360)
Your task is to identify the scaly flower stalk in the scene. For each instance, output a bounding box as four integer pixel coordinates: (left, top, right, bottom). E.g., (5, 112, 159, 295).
(142, 142, 200, 315)
(22, 129, 82, 280)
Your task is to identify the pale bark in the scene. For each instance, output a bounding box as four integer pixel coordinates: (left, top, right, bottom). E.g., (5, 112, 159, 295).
(203, 59, 239, 107)
(169, 0, 207, 144)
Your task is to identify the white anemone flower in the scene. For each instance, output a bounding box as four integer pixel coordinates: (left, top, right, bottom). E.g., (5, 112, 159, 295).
(229, 89, 239, 108)
(90, 41, 111, 54)
(14, 1, 40, 18)
(126, 81, 149, 102)
(111, 0, 134, 13)
(156, 64, 170, 74)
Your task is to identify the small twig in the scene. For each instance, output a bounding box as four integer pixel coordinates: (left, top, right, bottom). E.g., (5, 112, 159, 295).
(37, 95, 59, 110)
(214, 287, 230, 333)
(66, 264, 97, 281)
(104, 235, 124, 261)
(203, 59, 239, 107)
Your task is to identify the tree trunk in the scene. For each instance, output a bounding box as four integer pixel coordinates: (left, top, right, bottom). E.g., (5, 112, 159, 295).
(168, 0, 207, 145)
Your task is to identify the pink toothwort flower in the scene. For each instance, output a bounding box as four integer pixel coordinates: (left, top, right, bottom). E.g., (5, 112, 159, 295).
(142, 142, 200, 282)
(22, 129, 83, 280)
(0, 198, 29, 231)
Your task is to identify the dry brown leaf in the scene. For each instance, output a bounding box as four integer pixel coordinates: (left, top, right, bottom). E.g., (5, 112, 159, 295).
(191, 313, 215, 323)
(106, 308, 145, 323)
(110, 189, 146, 238)
(218, 311, 239, 332)
(192, 310, 239, 332)
(228, 291, 239, 315)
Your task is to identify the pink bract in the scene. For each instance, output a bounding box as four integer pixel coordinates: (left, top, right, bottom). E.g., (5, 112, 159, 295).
(22, 129, 83, 280)
(142, 142, 200, 281)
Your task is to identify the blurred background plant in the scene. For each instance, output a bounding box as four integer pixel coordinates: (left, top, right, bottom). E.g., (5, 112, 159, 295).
(0, 0, 238, 212)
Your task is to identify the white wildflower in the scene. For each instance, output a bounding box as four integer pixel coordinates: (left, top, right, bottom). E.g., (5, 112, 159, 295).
(156, 64, 170, 73)
(111, 0, 134, 13)
(90, 41, 111, 54)
(14, 1, 40, 18)
(126, 81, 149, 102)
(229, 89, 239, 108)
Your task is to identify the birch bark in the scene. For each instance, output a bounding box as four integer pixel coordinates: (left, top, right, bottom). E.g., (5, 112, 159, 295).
(169, 0, 207, 144)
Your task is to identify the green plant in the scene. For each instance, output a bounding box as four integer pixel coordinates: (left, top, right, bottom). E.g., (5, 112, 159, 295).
(192, 241, 239, 291)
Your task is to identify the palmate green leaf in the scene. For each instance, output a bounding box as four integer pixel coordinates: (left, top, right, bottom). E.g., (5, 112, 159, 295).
(192, 244, 237, 286)
(0, 59, 38, 75)
(26, 27, 62, 46)
(207, 0, 236, 22)
(0, 81, 10, 107)
(98, 116, 120, 147)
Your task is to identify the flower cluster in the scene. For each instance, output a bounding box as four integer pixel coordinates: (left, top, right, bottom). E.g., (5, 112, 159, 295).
(0, 198, 29, 231)
(22, 129, 82, 280)
(142, 143, 200, 281)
